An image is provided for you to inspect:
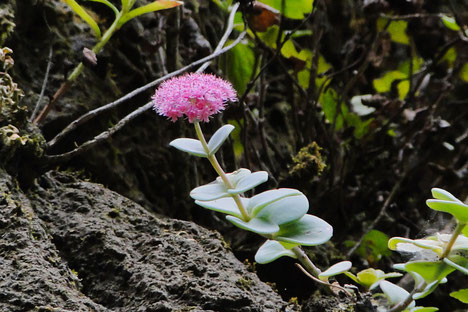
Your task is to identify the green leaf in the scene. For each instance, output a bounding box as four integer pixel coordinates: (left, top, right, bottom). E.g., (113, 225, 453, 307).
(319, 261, 352, 280)
(221, 41, 256, 95)
(321, 88, 346, 131)
(388, 236, 444, 256)
(409, 307, 438, 312)
(255, 240, 297, 264)
(379, 280, 415, 308)
(169, 138, 207, 157)
(227, 171, 268, 195)
(194, 197, 246, 219)
(356, 229, 392, 263)
(258, 0, 313, 19)
(450, 289, 468, 304)
(254, 192, 309, 226)
(377, 18, 409, 45)
(119, 0, 183, 26)
(64, 0, 102, 39)
(431, 188, 463, 203)
(426, 199, 468, 223)
(85, 0, 119, 16)
(207, 124, 235, 156)
(275, 214, 333, 246)
(248, 188, 303, 216)
(460, 63, 468, 83)
(413, 279, 447, 300)
(404, 261, 455, 284)
(356, 268, 384, 289)
(227, 119, 244, 160)
(373, 70, 406, 93)
(441, 15, 461, 31)
(226, 215, 280, 234)
(190, 182, 228, 201)
(464, 225, 468, 236)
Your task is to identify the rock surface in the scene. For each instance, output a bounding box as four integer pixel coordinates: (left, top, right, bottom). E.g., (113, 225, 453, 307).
(0, 169, 293, 311)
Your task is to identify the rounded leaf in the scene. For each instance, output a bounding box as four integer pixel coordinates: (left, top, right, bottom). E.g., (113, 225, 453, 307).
(194, 197, 247, 219)
(248, 188, 303, 216)
(256, 193, 309, 226)
(379, 280, 415, 308)
(226, 215, 279, 234)
(409, 307, 438, 312)
(275, 214, 333, 246)
(426, 199, 468, 223)
(255, 240, 297, 264)
(319, 261, 352, 279)
(413, 279, 446, 300)
(404, 261, 455, 284)
(170, 138, 207, 157)
(228, 171, 268, 194)
(207, 125, 235, 155)
(431, 188, 463, 203)
(190, 182, 227, 201)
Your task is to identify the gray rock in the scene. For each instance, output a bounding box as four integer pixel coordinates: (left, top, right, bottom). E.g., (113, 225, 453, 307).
(28, 170, 292, 311)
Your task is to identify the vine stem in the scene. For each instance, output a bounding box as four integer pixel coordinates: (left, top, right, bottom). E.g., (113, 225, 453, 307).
(193, 121, 249, 221)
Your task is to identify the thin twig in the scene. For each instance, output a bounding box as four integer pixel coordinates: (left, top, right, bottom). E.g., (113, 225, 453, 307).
(47, 31, 246, 149)
(380, 13, 445, 20)
(30, 45, 53, 122)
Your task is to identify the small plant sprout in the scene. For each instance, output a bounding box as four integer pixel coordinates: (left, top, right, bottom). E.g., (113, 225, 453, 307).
(33, 0, 183, 123)
(153, 72, 353, 294)
(378, 188, 468, 312)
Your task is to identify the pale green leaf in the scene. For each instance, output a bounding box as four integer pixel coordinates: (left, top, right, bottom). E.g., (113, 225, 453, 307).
(426, 199, 468, 223)
(169, 138, 207, 157)
(248, 188, 302, 216)
(275, 214, 333, 246)
(431, 188, 463, 203)
(119, 0, 183, 26)
(377, 18, 409, 45)
(441, 15, 461, 31)
(226, 215, 279, 234)
(404, 261, 455, 284)
(379, 280, 415, 308)
(207, 124, 235, 156)
(259, 0, 313, 19)
(227, 171, 268, 194)
(64, 0, 102, 39)
(319, 261, 352, 279)
(194, 197, 246, 219)
(255, 240, 297, 264)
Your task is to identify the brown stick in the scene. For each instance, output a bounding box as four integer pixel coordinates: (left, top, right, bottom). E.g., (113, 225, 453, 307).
(33, 80, 73, 124)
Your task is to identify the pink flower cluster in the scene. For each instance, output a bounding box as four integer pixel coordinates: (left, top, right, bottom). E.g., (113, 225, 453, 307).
(152, 73, 237, 123)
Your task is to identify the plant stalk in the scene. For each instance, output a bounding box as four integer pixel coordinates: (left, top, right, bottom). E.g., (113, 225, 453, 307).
(441, 222, 465, 259)
(194, 121, 249, 221)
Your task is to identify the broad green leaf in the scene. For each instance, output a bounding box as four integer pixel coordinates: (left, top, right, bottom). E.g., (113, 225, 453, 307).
(431, 188, 463, 203)
(248, 188, 303, 216)
(255, 193, 308, 226)
(373, 70, 406, 93)
(259, 0, 313, 19)
(226, 215, 279, 234)
(275, 214, 333, 246)
(441, 15, 461, 31)
(320, 88, 347, 131)
(404, 261, 455, 284)
(85, 0, 119, 16)
(356, 268, 384, 289)
(169, 138, 207, 157)
(227, 171, 268, 194)
(379, 280, 415, 308)
(464, 225, 468, 236)
(426, 199, 468, 223)
(194, 197, 246, 219)
(319, 261, 352, 280)
(356, 230, 392, 263)
(64, 0, 102, 39)
(377, 18, 409, 45)
(221, 41, 256, 94)
(255, 240, 297, 264)
(207, 124, 235, 156)
(450, 289, 468, 304)
(119, 0, 183, 26)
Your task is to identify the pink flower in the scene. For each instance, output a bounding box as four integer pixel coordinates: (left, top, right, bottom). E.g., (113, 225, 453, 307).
(152, 73, 237, 122)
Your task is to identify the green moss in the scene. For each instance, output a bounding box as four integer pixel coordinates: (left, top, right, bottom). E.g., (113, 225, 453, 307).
(236, 276, 253, 291)
(289, 142, 326, 178)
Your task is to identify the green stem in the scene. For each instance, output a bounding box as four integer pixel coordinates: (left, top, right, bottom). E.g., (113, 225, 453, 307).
(441, 222, 465, 259)
(194, 122, 249, 221)
(292, 246, 322, 276)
